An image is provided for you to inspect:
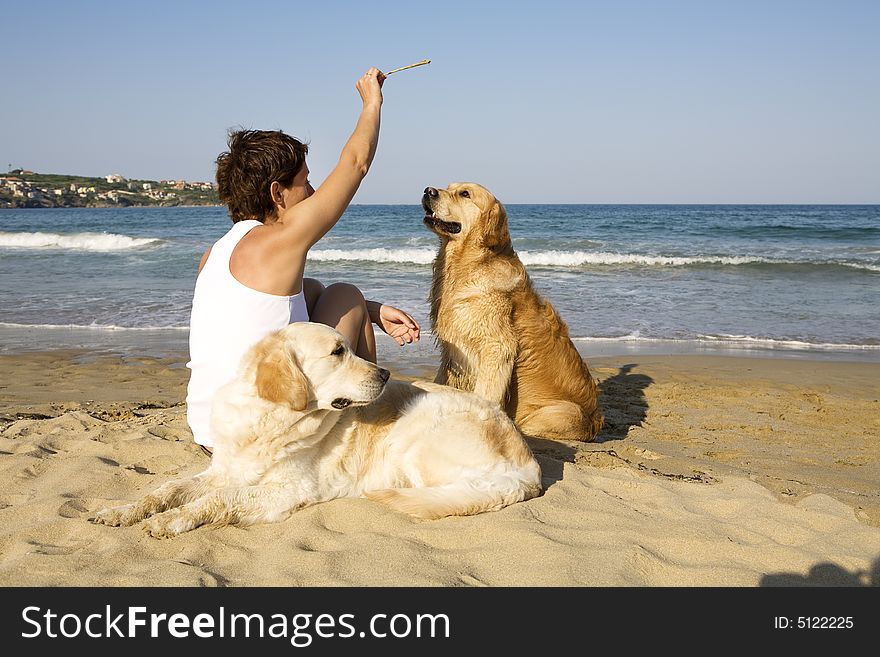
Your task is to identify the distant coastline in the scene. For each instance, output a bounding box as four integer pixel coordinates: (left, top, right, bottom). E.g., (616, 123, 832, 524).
(0, 170, 220, 208)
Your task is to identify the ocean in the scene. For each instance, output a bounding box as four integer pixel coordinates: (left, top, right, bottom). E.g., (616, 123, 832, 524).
(1, 204, 878, 364)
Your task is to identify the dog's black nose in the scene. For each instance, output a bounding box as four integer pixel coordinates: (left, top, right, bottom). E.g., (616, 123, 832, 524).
(378, 368, 390, 383)
(424, 187, 438, 198)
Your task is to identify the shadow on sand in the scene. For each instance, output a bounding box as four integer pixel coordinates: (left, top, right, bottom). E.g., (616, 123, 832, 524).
(595, 364, 654, 443)
(761, 556, 880, 587)
(524, 436, 577, 490)
(523, 363, 655, 489)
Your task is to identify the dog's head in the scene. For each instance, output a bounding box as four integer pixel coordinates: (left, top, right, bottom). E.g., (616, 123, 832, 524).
(251, 322, 390, 412)
(421, 182, 510, 248)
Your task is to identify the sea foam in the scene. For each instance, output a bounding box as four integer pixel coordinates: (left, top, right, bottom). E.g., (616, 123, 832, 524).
(307, 247, 879, 271)
(572, 333, 880, 351)
(309, 248, 435, 264)
(0, 231, 161, 251)
(0, 322, 188, 331)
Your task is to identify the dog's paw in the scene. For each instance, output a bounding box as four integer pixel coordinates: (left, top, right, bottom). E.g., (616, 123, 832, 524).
(142, 509, 193, 539)
(91, 504, 138, 527)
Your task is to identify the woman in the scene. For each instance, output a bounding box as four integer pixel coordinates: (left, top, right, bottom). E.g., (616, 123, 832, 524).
(186, 67, 419, 454)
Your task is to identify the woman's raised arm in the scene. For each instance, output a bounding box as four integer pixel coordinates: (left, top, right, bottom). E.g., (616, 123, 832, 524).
(277, 67, 386, 255)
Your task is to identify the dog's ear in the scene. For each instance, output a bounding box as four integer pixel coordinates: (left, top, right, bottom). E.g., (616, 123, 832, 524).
(255, 342, 309, 410)
(481, 199, 511, 250)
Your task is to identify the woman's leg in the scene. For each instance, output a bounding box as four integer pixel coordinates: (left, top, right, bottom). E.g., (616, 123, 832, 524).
(302, 277, 326, 318)
(307, 282, 377, 363)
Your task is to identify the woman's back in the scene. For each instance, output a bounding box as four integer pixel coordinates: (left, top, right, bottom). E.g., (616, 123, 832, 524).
(186, 220, 308, 447)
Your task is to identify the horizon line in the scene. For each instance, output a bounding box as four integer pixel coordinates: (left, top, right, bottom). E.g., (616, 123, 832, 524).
(349, 202, 880, 206)
(3, 202, 878, 209)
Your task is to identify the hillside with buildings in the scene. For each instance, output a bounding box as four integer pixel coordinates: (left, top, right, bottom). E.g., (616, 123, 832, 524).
(0, 170, 220, 208)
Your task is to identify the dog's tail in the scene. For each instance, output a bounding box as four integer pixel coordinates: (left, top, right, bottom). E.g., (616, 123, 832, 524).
(365, 465, 542, 520)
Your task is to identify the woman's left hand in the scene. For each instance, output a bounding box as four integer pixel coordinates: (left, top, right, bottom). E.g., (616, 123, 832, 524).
(376, 305, 420, 346)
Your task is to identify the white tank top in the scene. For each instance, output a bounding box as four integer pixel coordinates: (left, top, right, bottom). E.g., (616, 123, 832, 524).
(186, 219, 309, 446)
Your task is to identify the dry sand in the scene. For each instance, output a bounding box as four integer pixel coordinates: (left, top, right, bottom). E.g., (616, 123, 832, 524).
(0, 350, 877, 586)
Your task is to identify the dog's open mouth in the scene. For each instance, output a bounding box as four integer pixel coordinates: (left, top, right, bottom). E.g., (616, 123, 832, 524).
(331, 397, 376, 409)
(423, 212, 462, 234)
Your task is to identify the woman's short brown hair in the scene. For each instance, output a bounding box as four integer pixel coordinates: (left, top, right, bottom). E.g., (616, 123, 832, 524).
(215, 129, 309, 223)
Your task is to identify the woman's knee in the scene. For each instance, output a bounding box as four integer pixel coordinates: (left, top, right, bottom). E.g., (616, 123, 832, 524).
(310, 282, 368, 326)
(322, 282, 366, 307)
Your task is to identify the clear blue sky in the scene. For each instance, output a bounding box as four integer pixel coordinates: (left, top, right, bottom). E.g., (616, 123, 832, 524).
(3, 0, 878, 203)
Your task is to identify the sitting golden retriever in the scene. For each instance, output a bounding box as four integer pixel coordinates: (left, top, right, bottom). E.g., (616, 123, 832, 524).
(92, 322, 541, 537)
(422, 182, 603, 442)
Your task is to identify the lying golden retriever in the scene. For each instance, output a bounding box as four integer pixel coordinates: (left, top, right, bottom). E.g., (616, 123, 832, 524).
(422, 182, 603, 442)
(92, 322, 541, 537)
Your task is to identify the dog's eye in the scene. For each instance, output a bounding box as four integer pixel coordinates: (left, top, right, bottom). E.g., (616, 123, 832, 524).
(459, 190, 470, 198)
(331, 345, 345, 356)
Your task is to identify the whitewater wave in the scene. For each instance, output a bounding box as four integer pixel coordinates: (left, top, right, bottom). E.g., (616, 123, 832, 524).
(307, 247, 879, 271)
(573, 332, 880, 351)
(518, 251, 764, 267)
(0, 231, 161, 251)
(0, 322, 424, 341)
(309, 248, 435, 265)
(2, 322, 873, 352)
(0, 322, 187, 331)
(518, 250, 880, 271)
(696, 333, 880, 351)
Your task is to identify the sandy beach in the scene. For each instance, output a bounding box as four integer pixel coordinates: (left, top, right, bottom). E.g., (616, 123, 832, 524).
(0, 347, 877, 586)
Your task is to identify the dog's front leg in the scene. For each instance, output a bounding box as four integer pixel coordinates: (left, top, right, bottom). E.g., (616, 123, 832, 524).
(434, 340, 465, 388)
(434, 352, 450, 385)
(472, 336, 516, 406)
(92, 474, 213, 527)
(142, 485, 299, 538)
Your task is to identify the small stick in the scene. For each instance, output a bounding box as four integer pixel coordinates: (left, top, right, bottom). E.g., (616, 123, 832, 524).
(386, 59, 431, 75)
